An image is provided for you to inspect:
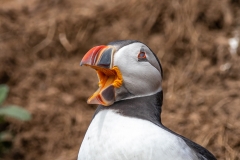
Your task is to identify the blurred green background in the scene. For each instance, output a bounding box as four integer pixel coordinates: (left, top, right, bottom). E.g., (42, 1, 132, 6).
(0, 0, 240, 159)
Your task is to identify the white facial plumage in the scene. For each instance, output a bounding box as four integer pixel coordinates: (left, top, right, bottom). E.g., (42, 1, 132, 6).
(113, 42, 162, 101)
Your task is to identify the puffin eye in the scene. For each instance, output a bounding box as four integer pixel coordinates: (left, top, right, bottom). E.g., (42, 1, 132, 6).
(138, 51, 147, 60)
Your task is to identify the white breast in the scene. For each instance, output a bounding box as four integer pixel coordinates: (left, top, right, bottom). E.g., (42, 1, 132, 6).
(78, 110, 198, 160)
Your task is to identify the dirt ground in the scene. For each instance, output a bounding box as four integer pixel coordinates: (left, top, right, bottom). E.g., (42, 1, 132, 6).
(0, 0, 240, 159)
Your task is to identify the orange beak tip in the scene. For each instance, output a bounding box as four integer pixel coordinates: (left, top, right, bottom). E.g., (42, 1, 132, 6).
(80, 45, 107, 66)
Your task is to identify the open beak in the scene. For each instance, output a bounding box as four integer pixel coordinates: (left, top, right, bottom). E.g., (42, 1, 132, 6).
(80, 45, 123, 106)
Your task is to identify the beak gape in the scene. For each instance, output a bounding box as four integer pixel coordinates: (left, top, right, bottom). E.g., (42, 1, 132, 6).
(80, 45, 123, 106)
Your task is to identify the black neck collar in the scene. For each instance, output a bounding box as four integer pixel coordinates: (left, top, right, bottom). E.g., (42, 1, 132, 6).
(93, 91, 163, 125)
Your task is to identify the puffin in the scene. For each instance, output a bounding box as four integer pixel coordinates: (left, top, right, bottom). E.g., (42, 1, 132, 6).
(78, 40, 216, 160)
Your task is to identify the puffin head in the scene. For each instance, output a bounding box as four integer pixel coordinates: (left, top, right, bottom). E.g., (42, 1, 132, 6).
(80, 40, 163, 106)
